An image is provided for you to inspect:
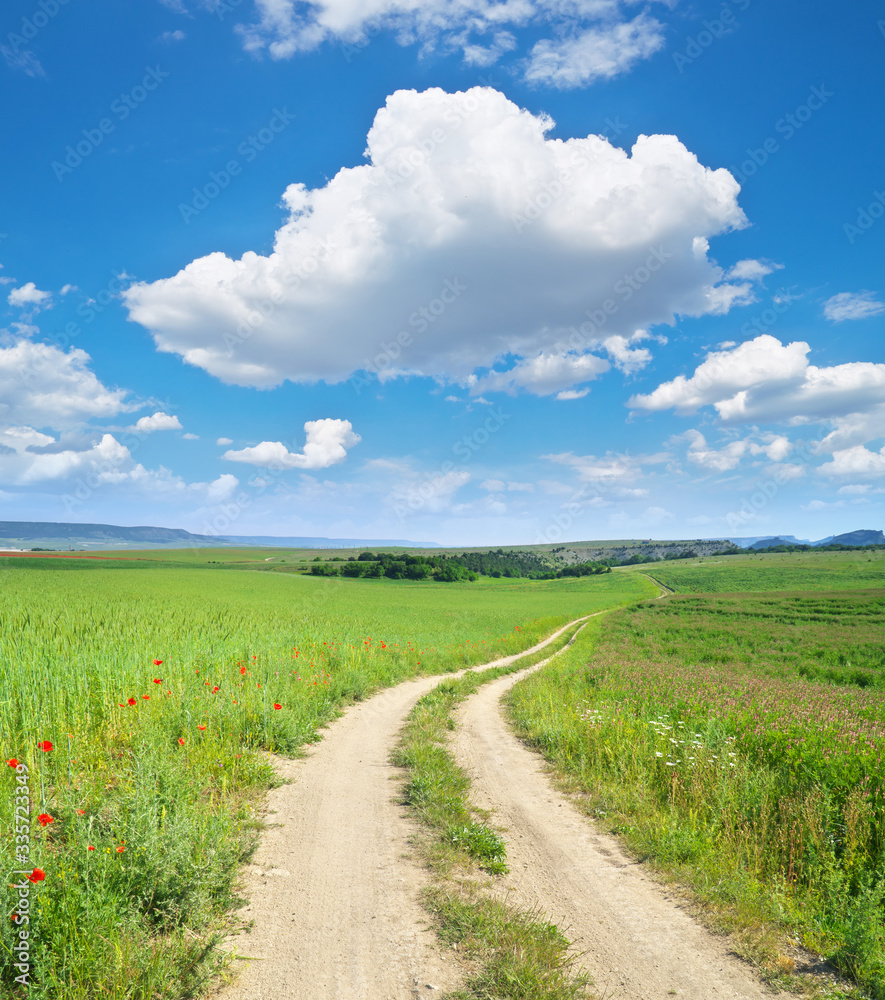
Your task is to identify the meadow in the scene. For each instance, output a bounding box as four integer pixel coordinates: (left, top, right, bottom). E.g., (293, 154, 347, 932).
(0, 556, 653, 998)
(507, 554, 885, 998)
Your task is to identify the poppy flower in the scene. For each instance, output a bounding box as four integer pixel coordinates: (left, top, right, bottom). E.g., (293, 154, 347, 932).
(87, 845, 95, 851)
(116, 845, 125, 853)
(11, 914, 18, 922)
(7, 758, 18, 768)
(142, 695, 150, 700)
(76, 809, 85, 815)
(240, 666, 247, 675)
(27, 868, 46, 883)
(197, 724, 206, 731)
(178, 737, 185, 745)
(212, 686, 219, 693)
(37, 741, 53, 752)
(38, 813, 54, 827)
(153, 659, 163, 666)
(273, 703, 282, 710)
(153, 678, 162, 684)
(127, 697, 137, 706)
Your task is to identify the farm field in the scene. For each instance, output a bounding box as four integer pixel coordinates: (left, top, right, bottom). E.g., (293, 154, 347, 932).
(0, 556, 654, 998)
(507, 554, 885, 998)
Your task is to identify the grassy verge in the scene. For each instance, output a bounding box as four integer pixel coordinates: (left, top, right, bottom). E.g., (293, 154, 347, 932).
(505, 592, 885, 999)
(392, 622, 594, 1000)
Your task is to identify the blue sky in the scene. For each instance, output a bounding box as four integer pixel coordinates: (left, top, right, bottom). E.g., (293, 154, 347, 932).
(1, 0, 883, 545)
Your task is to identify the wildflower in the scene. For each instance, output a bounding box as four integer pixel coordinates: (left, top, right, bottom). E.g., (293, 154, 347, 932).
(116, 845, 125, 853)
(212, 686, 219, 693)
(87, 845, 95, 851)
(178, 737, 185, 746)
(38, 813, 54, 827)
(153, 659, 163, 666)
(28, 868, 46, 883)
(153, 678, 162, 684)
(76, 809, 85, 815)
(37, 741, 53, 752)
(142, 695, 150, 700)
(197, 725, 206, 731)
(127, 697, 136, 706)
(273, 703, 282, 710)
(7, 758, 18, 768)
(240, 666, 247, 675)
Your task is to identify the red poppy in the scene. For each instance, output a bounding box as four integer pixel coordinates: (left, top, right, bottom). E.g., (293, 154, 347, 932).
(153, 678, 162, 684)
(197, 724, 206, 731)
(76, 808, 85, 815)
(178, 737, 185, 746)
(212, 686, 219, 693)
(116, 845, 125, 853)
(153, 659, 163, 666)
(273, 703, 282, 710)
(11, 914, 18, 921)
(240, 666, 247, 675)
(38, 813, 53, 826)
(37, 741, 53, 752)
(7, 758, 18, 768)
(87, 845, 95, 851)
(142, 695, 150, 700)
(252, 655, 257, 660)
(27, 868, 46, 883)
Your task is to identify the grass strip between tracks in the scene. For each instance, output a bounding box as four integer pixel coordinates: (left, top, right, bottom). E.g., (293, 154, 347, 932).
(392, 621, 595, 1000)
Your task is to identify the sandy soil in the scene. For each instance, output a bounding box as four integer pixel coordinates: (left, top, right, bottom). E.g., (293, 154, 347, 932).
(216, 605, 776, 1000)
(215, 620, 587, 1000)
(449, 657, 778, 1000)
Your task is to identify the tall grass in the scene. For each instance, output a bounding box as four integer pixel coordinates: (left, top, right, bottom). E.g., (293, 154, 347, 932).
(507, 586, 885, 998)
(0, 561, 649, 997)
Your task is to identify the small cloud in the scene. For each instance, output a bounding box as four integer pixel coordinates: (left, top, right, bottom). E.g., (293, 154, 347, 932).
(823, 291, 885, 323)
(1, 46, 45, 77)
(556, 388, 590, 400)
(725, 259, 783, 282)
(160, 29, 186, 42)
(216, 436, 233, 446)
(60, 284, 77, 296)
(182, 432, 199, 440)
(131, 411, 183, 433)
(8, 282, 52, 311)
(444, 395, 460, 403)
(223, 418, 360, 470)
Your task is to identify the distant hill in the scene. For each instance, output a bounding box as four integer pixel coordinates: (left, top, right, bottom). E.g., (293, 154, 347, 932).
(817, 529, 885, 547)
(0, 521, 437, 551)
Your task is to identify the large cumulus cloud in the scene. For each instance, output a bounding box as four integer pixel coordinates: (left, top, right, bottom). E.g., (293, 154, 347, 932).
(124, 87, 750, 391)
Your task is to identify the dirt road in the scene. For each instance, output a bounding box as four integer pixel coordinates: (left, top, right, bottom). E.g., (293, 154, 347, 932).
(216, 620, 587, 1000)
(217, 609, 775, 999)
(450, 658, 777, 1000)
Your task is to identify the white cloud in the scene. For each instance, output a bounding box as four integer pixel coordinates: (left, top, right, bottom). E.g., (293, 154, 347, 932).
(601, 331, 654, 374)
(630, 336, 885, 450)
(818, 446, 885, 479)
(216, 436, 234, 445)
(544, 450, 649, 484)
(0, 339, 129, 426)
(161, 29, 187, 41)
(1, 46, 45, 77)
(524, 14, 665, 88)
(8, 282, 52, 311)
(556, 388, 590, 400)
(125, 87, 748, 390)
(131, 411, 183, 433)
(60, 284, 77, 296)
(823, 291, 885, 323)
(470, 352, 609, 397)
(680, 429, 793, 473)
(235, 0, 666, 86)
(724, 259, 782, 282)
(222, 418, 360, 470)
(182, 432, 200, 440)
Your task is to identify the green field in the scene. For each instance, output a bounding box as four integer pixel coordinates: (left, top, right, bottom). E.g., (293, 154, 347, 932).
(0, 557, 652, 998)
(509, 556, 885, 997)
